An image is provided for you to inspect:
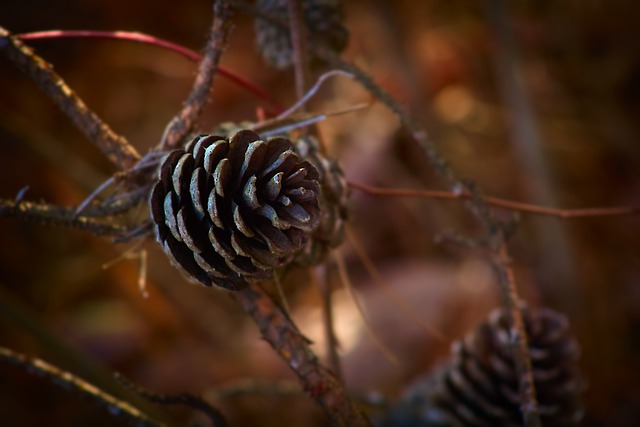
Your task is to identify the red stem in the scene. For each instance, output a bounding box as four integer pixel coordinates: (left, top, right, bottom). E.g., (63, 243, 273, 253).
(348, 180, 640, 219)
(16, 30, 283, 112)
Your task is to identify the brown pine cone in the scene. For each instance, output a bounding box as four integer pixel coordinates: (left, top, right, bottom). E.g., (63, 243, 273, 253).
(292, 135, 348, 266)
(149, 130, 321, 290)
(255, 0, 349, 69)
(379, 306, 585, 427)
(427, 306, 586, 426)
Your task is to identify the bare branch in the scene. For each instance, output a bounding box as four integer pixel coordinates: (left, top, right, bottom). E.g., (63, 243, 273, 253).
(115, 373, 227, 427)
(312, 264, 344, 382)
(159, 0, 233, 150)
(0, 27, 140, 171)
(0, 198, 136, 237)
(0, 347, 163, 427)
(348, 181, 640, 219)
(233, 282, 371, 427)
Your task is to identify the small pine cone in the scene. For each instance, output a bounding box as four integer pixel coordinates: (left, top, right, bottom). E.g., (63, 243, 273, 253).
(292, 136, 349, 266)
(255, 0, 349, 69)
(425, 306, 586, 426)
(149, 130, 321, 290)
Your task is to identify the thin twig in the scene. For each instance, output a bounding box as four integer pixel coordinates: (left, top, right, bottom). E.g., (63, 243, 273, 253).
(81, 186, 150, 218)
(16, 30, 283, 111)
(233, 282, 371, 427)
(348, 181, 640, 219)
(313, 263, 344, 382)
(159, 0, 233, 150)
(0, 199, 135, 237)
(332, 251, 399, 366)
(115, 373, 227, 427)
(255, 102, 370, 138)
(76, 150, 164, 217)
(0, 27, 140, 171)
(276, 69, 355, 120)
(0, 347, 163, 427)
(345, 225, 446, 342)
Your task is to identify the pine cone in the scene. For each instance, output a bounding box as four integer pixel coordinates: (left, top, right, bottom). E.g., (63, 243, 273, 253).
(255, 0, 349, 69)
(149, 130, 321, 290)
(379, 306, 585, 427)
(292, 135, 348, 266)
(427, 306, 586, 426)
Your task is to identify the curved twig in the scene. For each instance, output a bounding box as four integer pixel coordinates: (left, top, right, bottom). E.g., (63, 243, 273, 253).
(115, 373, 227, 427)
(16, 30, 282, 111)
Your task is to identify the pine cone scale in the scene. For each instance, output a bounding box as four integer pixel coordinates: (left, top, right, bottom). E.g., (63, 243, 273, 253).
(189, 167, 208, 221)
(242, 175, 261, 209)
(262, 172, 283, 201)
(163, 192, 181, 242)
(239, 140, 268, 183)
(232, 202, 255, 236)
(203, 140, 229, 176)
(172, 153, 194, 199)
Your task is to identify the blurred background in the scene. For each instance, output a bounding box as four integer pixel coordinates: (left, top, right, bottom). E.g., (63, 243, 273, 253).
(1, 0, 639, 425)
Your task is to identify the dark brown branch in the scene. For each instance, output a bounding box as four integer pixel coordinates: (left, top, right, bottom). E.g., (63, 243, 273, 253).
(0, 198, 135, 237)
(159, 0, 233, 150)
(0, 347, 163, 427)
(314, 43, 542, 426)
(0, 27, 140, 171)
(234, 282, 370, 427)
(115, 373, 227, 427)
(348, 181, 640, 219)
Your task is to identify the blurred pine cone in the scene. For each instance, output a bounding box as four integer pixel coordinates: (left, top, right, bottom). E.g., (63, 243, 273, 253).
(292, 135, 348, 266)
(379, 306, 585, 427)
(255, 0, 349, 69)
(149, 130, 321, 290)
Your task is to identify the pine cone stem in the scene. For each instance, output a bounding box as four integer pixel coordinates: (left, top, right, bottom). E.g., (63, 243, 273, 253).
(233, 282, 370, 427)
